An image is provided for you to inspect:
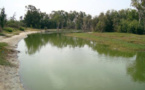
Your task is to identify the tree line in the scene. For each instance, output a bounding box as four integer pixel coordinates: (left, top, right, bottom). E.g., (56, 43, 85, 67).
(0, 0, 145, 34)
(0, 8, 25, 32)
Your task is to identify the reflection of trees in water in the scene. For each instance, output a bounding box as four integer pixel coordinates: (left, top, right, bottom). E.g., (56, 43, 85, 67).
(25, 34, 48, 55)
(25, 33, 145, 82)
(24, 33, 89, 55)
(25, 33, 135, 58)
(127, 52, 145, 83)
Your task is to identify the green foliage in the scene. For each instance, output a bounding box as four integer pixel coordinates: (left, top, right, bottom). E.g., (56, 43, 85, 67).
(117, 19, 128, 33)
(0, 42, 10, 66)
(3, 27, 14, 32)
(24, 5, 41, 28)
(6, 20, 25, 28)
(23, 5, 145, 35)
(44, 27, 47, 30)
(0, 8, 25, 32)
(24, 6, 91, 31)
(0, 8, 6, 30)
(128, 20, 144, 34)
(0, 42, 7, 47)
(6, 21, 19, 28)
(117, 19, 144, 34)
(0, 33, 5, 36)
(0, 26, 2, 32)
(95, 21, 106, 32)
(19, 27, 25, 31)
(131, 0, 145, 24)
(135, 24, 144, 34)
(93, 9, 144, 34)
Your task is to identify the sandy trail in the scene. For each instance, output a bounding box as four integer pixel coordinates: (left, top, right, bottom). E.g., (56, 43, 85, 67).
(0, 31, 39, 90)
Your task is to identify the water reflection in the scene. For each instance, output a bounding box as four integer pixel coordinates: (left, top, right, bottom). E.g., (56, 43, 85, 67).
(25, 33, 135, 57)
(127, 52, 145, 83)
(24, 33, 145, 83)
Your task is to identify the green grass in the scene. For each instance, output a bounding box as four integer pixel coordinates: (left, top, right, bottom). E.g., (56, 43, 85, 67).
(0, 42, 11, 66)
(0, 33, 5, 36)
(3, 27, 14, 32)
(0, 27, 41, 66)
(66, 32, 145, 52)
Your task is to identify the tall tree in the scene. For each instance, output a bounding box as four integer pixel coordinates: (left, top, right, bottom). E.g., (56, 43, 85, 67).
(95, 12, 106, 32)
(50, 10, 68, 30)
(82, 15, 92, 31)
(24, 5, 41, 28)
(0, 8, 6, 31)
(131, 0, 145, 23)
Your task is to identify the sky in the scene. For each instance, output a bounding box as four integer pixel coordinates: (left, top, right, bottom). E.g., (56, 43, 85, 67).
(0, 0, 132, 20)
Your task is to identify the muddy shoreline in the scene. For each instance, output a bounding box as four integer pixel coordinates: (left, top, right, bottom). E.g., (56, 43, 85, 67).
(0, 31, 39, 90)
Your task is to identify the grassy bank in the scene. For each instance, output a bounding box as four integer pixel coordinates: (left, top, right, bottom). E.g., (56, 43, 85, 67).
(0, 42, 11, 65)
(0, 28, 41, 38)
(0, 28, 40, 66)
(66, 32, 145, 52)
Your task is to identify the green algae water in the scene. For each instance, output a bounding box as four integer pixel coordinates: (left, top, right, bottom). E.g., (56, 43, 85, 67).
(17, 33, 145, 90)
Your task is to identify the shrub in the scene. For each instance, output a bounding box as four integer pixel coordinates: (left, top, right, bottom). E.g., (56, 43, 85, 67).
(118, 19, 128, 33)
(19, 27, 25, 31)
(127, 20, 138, 33)
(95, 21, 106, 32)
(127, 20, 144, 34)
(3, 27, 13, 32)
(6, 20, 26, 29)
(117, 19, 144, 34)
(6, 20, 19, 28)
(0, 33, 5, 36)
(136, 24, 144, 34)
(44, 27, 47, 30)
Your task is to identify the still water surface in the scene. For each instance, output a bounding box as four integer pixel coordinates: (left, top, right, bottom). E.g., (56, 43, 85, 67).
(17, 33, 145, 90)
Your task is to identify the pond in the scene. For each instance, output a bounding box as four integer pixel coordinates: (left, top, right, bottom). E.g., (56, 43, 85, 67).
(17, 33, 145, 90)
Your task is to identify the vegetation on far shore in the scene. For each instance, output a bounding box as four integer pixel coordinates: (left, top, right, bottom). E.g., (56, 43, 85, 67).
(66, 32, 145, 52)
(23, 2, 145, 35)
(1, 0, 145, 35)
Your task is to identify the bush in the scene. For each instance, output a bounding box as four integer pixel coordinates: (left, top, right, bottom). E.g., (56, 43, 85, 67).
(3, 27, 13, 32)
(6, 20, 26, 29)
(95, 21, 106, 32)
(19, 27, 25, 31)
(127, 20, 138, 33)
(117, 19, 128, 33)
(0, 33, 5, 36)
(136, 24, 144, 34)
(6, 20, 20, 28)
(127, 20, 144, 34)
(117, 19, 144, 34)
(44, 27, 47, 30)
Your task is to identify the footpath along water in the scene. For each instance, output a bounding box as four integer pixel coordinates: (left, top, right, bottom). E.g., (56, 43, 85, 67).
(17, 33, 145, 90)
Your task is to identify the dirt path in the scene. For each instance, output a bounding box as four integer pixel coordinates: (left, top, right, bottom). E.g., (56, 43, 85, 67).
(0, 31, 39, 90)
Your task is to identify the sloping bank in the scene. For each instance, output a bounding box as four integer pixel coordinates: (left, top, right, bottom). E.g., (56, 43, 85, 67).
(0, 31, 39, 90)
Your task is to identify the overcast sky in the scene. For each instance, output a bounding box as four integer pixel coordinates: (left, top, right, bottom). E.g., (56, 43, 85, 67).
(0, 0, 132, 20)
